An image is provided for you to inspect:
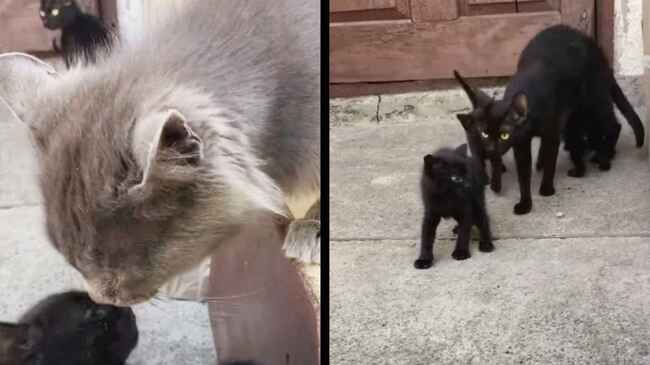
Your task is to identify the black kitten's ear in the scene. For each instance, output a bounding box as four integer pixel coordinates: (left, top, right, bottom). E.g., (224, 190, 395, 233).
(0, 322, 36, 356)
(455, 144, 468, 157)
(453, 70, 492, 108)
(511, 93, 528, 122)
(423, 154, 435, 164)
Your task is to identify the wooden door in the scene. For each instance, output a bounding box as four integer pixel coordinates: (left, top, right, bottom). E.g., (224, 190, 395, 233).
(330, 0, 595, 84)
(0, 0, 111, 54)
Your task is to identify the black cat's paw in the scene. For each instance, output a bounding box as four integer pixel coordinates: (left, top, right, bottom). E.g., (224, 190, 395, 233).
(452, 225, 459, 235)
(414, 257, 433, 269)
(535, 161, 543, 171)
(490, 180, 502, 193)
(479, 241, 495, 253)
(500, 164, 507, 173)
(568, 167, 586, 178)
(598, 161, 611, 171)
(539, 184, 555, 197)
(451, 249, 471, 261)
(514, 200, 532, 215)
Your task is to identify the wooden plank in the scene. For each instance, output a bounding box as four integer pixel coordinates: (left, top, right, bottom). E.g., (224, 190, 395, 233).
(330, 11, 561, 83)
(560, 0, 594, 35)
(330, 0, 410, 22)
(517, 0, 561, 12)
(459, 1, 516, 16)
(596, 0, 615, 64)
(411, 0, 458, 22)
(469, 0, 538, 4)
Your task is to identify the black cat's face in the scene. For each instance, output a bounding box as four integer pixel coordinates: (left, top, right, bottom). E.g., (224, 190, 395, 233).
(456, 94, 528, 159)
(0, 291, 138, 365)
(423, 146, 471, 192)
(39, 0, 76, 30)
(453, 70, 528, 159)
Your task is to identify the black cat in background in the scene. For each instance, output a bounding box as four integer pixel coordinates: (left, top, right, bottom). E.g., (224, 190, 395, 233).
(40, 0, 113, 68)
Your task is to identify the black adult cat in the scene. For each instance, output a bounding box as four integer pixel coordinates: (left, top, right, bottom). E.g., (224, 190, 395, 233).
(0, 291, 138, 365)
(454, 25, 644, 215)
(40, 0, 113, 68)
(414, 144, 494, 269)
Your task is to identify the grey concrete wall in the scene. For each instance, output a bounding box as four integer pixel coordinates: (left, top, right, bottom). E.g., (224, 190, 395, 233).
(615, 0, 643, 76)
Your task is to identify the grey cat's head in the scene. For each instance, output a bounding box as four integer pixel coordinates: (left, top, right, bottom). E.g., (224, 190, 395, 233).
(0, 291, 137, 365)
(0, 53, 286, 306)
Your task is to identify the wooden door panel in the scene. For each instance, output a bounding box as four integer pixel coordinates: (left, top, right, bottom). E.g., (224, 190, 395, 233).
(331, 0, 596, 84)
(330, 0, 410, 22)
(331, 12, 560, 82)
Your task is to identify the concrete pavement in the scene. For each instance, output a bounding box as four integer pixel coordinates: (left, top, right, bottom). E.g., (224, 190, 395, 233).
(330, 78, 650, 364)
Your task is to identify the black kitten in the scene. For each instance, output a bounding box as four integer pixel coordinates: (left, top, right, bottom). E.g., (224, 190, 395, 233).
(454, 71, 507, 193)
(414, 144, 494, 269)
(0, 291, 138, 365)
(40, 0, 113, 68)
(454, 25, 644, 215)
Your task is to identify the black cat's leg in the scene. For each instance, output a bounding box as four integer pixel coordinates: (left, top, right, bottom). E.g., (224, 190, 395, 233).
(489, 158, 502, 193)
(539, 137, 560, 196)
(480, 158, 490, 186)
(513, 141, 533, 215)
(451, 213, 472, 261)
(414, 214, 441, 269)
(475, 205, 494, 253)
(566, 129, 587, 177)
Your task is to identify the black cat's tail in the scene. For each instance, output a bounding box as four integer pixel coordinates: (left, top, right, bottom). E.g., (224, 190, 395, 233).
(611, 78, 644, 147)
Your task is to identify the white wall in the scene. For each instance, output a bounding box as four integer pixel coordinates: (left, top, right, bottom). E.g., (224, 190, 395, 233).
(615, 0, 643, 76)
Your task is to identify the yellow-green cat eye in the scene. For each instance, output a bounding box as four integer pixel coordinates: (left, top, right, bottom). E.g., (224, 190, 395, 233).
(480, 132, 489, 139)
(52, 8, 59, 16)
(500, 132, 510, 141)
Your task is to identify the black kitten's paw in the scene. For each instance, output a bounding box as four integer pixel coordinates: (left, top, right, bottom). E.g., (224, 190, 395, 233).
(490, 180, 502, 193)
(452, 225, 459, 235)
(451, 249, 471, 260)
(535, 160, 543, 171)
(539, 184, 555, 197)
(568, 167, 586, 178)
(514, 200, 532, 215)
(414, 257, 434, 269)
(479, 241, 495, 252)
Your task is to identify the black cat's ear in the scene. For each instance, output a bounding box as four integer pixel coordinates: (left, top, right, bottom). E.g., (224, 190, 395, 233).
(453, 70, 492, 108)
(511, 93, 528, 123)
(455, 144, 468, 157)
(456, 113, 473, 130)
(423, 154, 435, 164)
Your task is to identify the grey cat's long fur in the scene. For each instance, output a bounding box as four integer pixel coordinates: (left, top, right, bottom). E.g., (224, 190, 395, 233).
(0, 0, 319, 305)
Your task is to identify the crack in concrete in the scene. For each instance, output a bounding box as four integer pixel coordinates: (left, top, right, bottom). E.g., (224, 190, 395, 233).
(0, 203, 41, 210)
(332, 231, 650, 243)
(375, 95, 381, 122)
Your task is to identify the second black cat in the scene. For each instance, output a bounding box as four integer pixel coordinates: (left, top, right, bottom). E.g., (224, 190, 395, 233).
(40, 0, 113, 68)
(0, 291, 138, 365)
(414, 144, 494, 269)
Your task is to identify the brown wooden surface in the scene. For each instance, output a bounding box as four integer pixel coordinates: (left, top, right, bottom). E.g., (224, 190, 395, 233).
(330, 0, 613, 96)
(208, 214, 319, 365)
(597, 0, 615, 64)
(331, 11, 559, 83)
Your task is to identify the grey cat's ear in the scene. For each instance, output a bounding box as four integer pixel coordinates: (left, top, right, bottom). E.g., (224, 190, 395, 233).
(511, 93, 528, 123)
(455, 144, 468, 157)
(456, 113, 473, 130)
(131, 109, 203, 192)
(453, 70, 492, 108)
(0, 52, 58, 124)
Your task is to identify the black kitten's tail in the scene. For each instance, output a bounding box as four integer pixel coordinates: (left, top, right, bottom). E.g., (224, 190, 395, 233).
(611, 78, 644, 147)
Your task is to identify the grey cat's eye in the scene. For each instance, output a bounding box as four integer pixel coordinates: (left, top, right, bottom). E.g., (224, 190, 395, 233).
(450, 175, 461, 183)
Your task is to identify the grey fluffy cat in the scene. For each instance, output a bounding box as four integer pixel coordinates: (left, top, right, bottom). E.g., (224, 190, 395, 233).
(0, 0, 319, 306)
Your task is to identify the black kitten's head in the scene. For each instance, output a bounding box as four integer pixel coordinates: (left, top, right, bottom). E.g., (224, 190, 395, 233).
(453, 70, 528, 159)
(0, 291, 138, 365)
(39, 0, 78, 30)
(423, 144, 472, 193)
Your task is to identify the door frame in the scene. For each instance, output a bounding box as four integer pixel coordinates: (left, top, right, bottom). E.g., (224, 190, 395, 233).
(331, 0, 616, 98)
